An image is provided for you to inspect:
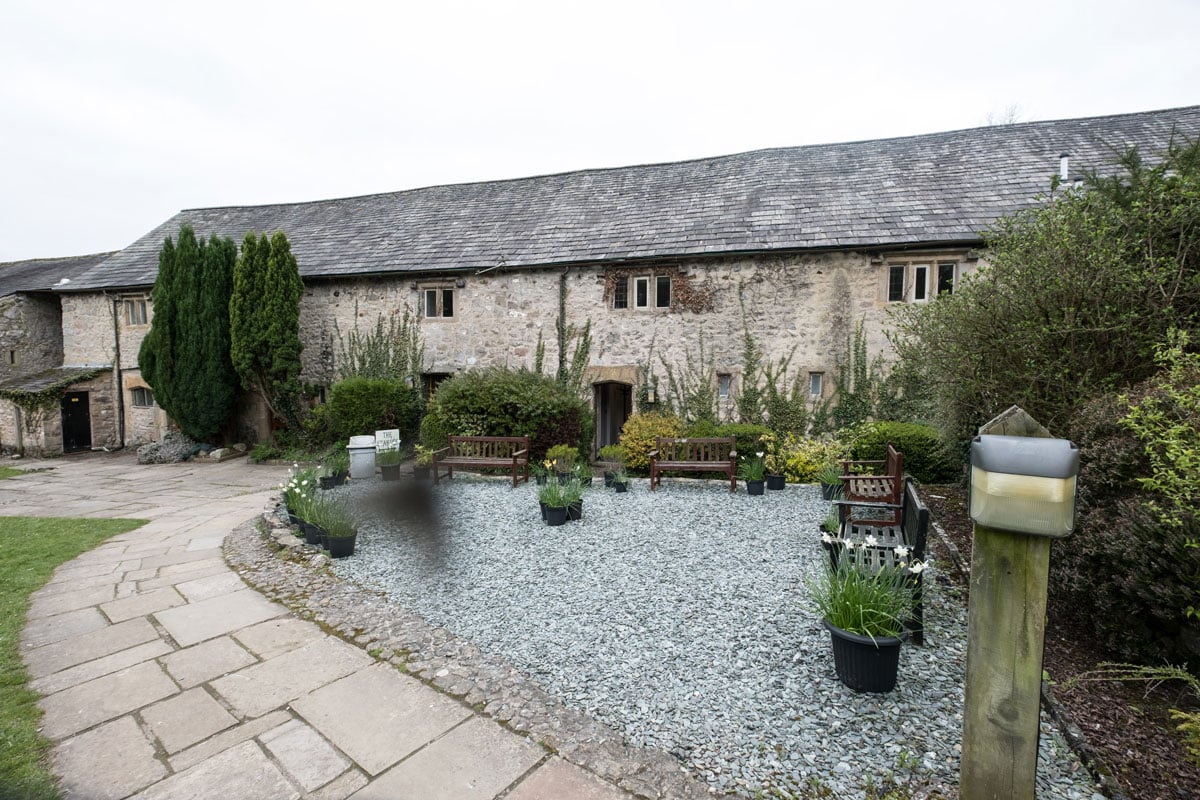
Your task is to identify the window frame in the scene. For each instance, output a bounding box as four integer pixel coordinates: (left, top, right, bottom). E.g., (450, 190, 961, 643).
(809, 372, 824, 398)
(655, 275, 672, 308)
(420, 286, 455, 319)
(634, 277, 650, 309)
(125, 298, 148, 326)
(130, 387, 155, 408)
(886, 258, 960, 303)
(937, 261, 958, 295)
(612, 276, 629, 309)
(717, 372, 732, 400)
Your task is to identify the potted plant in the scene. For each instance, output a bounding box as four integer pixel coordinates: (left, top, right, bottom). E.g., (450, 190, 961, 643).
(545, 444, 578, 482)
(322, 502, 359, 558)
(413, 445, 434, 479)
(808, 539, 925, 693)
(598, 444, 626, 486)
(377, 448, 403, 481)
(300, 494, 332, 546)
(573, 460, 594, 487)
(817, 463, 843, 501)
(611, 465, 630, 493)
(762, 433, 786, 490)
(538, 478, 570, 526)
(531, 459, 551, 485)
(320, 450, 351, 489)
(562, 478, 584, 521)
(280, 465, 317, 526)
(737, 451, 767, 495)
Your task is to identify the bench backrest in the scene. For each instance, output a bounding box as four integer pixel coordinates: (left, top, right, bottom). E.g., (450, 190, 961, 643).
(885, 443, 904, 480)
(900, 477, 929, 559)
(448, 436, 529, 460)
(655, 437, 736, 462)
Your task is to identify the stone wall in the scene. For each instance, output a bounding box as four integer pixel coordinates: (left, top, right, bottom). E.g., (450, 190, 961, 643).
(61, 293, 116, 367)
(0, 293, 63, 384)
(0, 372, 118, 456)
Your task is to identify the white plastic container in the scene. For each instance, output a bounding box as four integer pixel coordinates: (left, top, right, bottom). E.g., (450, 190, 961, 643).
(347, 435, 377, 480)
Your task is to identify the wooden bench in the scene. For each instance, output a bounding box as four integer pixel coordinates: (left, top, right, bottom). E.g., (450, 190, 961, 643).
(433, 436, 529, 488)
(839, 443, 904, 525)
(828, 477, 930, 644)
(649, 437, 737, 492)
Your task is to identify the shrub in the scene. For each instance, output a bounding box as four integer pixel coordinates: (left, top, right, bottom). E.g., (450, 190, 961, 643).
(778, 435, 847, 483)
(714, 423, 772, 462)
(1050, 386, 1200, 665)
(418, 368, 590, 460)
(619, 412, 685, 472)
(846, 421, 961, 483)
(327, 377, 422, 443)
(546, 444, 579, 471)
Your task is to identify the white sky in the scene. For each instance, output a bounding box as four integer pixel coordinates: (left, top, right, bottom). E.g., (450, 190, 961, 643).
(1, 0, 1198, 262)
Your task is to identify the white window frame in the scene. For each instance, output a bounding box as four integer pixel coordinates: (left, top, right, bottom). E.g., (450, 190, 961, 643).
(634, 277, 650, 309)
(809, 372, 824, 397)
(886, 259, 957, 303)
(937, 261, 959, 295)
(717, 373, 732, 400)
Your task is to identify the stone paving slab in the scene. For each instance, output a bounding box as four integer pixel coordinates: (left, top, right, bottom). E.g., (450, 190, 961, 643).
(132, 740, 300, 800)
(348, 717, 544, 800)
(37, 660, 178, 740)
(141, 687, 239, 753)
(168, 710, 293, 772)
(20, 606, 108, 649)
(174, 571, 248, 603)
(24, 616, 158, 678)
(232, 616, 325, 660)
(154, 588, 285, 647)
(507, 758, 637, 800)
(211, 636, 372, 718)
(50, 716, 167, 800)
(160, 635, 257, 689)
(292, 662, 472, 776)
(100, 585, 186, 623)
(261, 719, 354, 791)
(30, 640, 174, 696)
(26, 583, 115, 619)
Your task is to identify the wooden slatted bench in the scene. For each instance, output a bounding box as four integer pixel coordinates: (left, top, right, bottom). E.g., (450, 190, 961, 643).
(433, 435, 530, 488)
(839, 442, 904, 525)
(649, 436, 737, 492)
(828, 477, 930, 644)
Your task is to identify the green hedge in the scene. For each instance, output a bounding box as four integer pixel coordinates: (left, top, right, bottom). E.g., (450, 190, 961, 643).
(418, 368, 591, 460)
(847, 421, 961, 483)
(327, 377, 422, 444)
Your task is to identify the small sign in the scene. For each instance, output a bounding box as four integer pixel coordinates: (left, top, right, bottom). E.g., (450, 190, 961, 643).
(375, 429, 400, 452)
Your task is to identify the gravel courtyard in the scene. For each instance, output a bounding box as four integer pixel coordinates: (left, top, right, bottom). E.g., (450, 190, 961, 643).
(329, 476, 1098, 799)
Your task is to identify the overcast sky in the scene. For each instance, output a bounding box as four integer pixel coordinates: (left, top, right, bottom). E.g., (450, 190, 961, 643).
(2, 0, 1198, 262)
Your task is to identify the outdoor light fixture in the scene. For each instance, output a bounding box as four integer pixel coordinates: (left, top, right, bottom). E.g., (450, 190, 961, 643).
(969, 435, 1079, 538)
(646, 382, 657, 404)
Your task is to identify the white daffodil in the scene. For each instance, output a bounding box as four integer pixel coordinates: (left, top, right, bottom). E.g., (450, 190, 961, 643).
(895, 545, 910, 559)
(865, 535, 878, 547)
(756, 451, 764, 458)
(909, 560, 928, 574)
(844, 541, 856, 550)
(821, 532, 834, 544)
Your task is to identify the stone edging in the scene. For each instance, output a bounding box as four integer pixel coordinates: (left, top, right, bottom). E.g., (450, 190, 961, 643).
(928, 517, 1126, 800)
(223, 504, 713, 800)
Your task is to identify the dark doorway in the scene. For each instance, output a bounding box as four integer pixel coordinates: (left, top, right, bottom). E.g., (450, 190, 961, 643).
(61, 391, 92, 452)
(594, 382, 632, 454)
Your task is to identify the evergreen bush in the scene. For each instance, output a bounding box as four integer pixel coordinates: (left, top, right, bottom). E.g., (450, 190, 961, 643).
(327, 377, 422, 443)
(618, 412, 685, 472)
(847, 421, 961, 483)
(418, 368, 590, 460)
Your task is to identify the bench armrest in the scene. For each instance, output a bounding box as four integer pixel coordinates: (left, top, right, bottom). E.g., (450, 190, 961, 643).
(511, 448, 528, 458)
(729, 449, 738, 459)
(648, 449, 659, 459)
(832, 499, 902, 511)
(432, 447, 450, 457)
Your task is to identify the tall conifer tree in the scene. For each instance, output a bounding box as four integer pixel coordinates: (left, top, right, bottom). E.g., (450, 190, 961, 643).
(138, 225, 238, 440)
(229, 230, 304, 427)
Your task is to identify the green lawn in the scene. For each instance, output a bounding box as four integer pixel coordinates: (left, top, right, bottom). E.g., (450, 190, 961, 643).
(0, 517, 146, 800)
(0, 466, 24, 480)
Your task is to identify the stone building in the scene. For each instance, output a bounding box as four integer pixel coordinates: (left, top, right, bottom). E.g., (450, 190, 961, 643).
(0, 253, 120, 455)
(11, 105, 1200, 455)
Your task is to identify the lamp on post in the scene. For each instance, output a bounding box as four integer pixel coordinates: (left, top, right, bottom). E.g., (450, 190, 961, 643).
(961, 427, 1079, 800)
(969, 435, 1079, 537)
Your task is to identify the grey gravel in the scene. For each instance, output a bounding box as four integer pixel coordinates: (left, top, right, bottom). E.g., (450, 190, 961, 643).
(314, 474, 1101, 799)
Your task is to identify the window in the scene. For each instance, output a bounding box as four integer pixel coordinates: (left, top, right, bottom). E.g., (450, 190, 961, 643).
(6, 350, 15, 366)
(912, 264, 928, 302)
(612, 276, 628, 309)
(887, 266, 905, 302)
(655, 275, 671, 308)
(809, 372, 824, 397)
(634, 277, 649, 308)
(937, 262, 957, 295)
(125, 299, 148, 325)
(718, 373, 732, 400)
(131, 387, 154, 407)
(422, 287, 454, 318)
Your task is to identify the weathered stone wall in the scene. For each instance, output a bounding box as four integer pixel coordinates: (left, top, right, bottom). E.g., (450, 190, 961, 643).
(0, 293, 63, 384)
(0, 372, 118, 456)
(61, 293, 117, 367)
(121, 370, 172, 447)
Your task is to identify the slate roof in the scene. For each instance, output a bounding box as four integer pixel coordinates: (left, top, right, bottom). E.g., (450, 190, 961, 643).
(61, 105, 1200, 292)
(0, 366, 109, 394)
(0, 252, 116, 298)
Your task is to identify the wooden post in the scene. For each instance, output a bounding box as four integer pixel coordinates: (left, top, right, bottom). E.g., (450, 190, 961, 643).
(960, 406, 1053, 800)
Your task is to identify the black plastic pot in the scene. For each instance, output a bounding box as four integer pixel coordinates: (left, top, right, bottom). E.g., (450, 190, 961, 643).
(823, 618, 902, 693)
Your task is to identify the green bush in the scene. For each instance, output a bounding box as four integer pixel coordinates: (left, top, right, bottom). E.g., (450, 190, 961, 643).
(327, 377, 422, 444)
(418, 368, 590, 460)
(619, 412, 685, 472)
(1049, 387, 1200, 666)
(778, 435, 847, 483)
(847, 421, 961, 483)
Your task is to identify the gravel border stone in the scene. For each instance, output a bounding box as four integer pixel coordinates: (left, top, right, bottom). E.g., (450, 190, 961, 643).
(229, 473, 1107, 799)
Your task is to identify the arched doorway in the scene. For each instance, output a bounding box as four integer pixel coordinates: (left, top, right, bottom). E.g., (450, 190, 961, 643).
(593, 381, 632, 455)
